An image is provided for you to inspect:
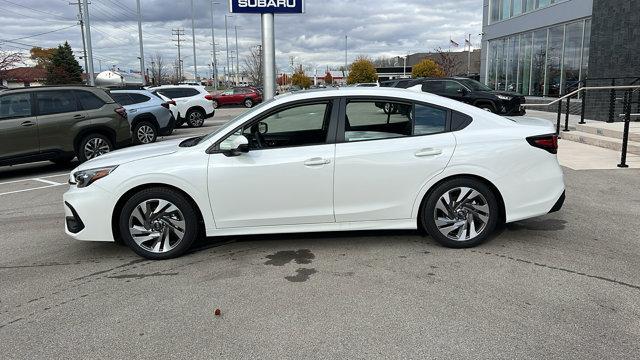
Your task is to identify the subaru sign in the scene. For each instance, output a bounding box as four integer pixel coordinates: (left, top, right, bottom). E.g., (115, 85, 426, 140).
(229, 0, 304, 13)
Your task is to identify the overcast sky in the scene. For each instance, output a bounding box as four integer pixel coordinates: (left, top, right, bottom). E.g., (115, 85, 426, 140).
(0, 0, 482, 76)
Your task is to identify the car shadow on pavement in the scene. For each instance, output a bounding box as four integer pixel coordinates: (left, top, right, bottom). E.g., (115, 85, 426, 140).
(0, 160, 78, 180)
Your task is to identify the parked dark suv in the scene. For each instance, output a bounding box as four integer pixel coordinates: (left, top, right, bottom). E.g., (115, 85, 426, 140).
(412, 77, 526, 115)
(0, 86, 131, 166)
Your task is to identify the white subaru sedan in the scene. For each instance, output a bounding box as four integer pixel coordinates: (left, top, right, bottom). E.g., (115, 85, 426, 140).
(64, 88, 565, 259)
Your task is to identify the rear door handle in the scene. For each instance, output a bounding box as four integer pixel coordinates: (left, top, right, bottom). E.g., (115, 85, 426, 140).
(21, 120, 35, 127)
(415, 148, 442, 157)
(304, 157, 331, 166)
(73, 114, 85, 119)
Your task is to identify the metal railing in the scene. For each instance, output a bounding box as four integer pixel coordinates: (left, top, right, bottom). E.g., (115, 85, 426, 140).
(523, 84, 640, 168)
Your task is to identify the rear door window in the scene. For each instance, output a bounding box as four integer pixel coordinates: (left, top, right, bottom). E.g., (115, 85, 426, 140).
(179, 88, 200, 97)
(414, 104, 447, 135)
(422, 81, 445, 93)
(36, 90, 78, 115)
(343, 101, 412, 142)
(0, 92, 32, 119)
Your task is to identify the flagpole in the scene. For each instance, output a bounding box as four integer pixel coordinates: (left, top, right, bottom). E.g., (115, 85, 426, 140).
(467, 34, 471, 76)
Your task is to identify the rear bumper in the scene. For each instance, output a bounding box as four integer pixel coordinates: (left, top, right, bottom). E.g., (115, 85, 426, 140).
(159, 115, 176, 135)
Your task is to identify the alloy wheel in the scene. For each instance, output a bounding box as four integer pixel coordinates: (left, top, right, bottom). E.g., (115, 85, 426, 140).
(128, 199, 186, 253)
(189, 111, 204, 126)
(83, 137, 111, 160)
(137, 125, 156, 144)
(433, 187, 490, 241)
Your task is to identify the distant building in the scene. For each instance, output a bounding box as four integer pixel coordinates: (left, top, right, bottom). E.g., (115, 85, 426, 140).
(375, 50, 481, 81)
(1, 67, 47, 88)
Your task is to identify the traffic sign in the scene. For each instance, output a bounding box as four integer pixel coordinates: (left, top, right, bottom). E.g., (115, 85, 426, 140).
(228, 0, 304, 14)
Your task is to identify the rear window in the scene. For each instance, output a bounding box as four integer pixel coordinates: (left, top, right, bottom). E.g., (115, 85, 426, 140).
(75, 90, 106, 110)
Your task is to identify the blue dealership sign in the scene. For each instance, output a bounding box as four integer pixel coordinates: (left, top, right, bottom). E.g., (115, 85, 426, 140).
(228, 0, 304, 13)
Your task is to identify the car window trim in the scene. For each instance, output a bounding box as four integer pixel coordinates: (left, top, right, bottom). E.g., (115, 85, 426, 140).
(335, 95, 452, 144)
(206, 98, 341, 154)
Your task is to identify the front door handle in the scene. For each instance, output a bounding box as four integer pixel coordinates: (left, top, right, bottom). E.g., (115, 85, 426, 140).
(73, 114, 85, 119)
(21, 120, 35, 127)
(415, 148, 442, 157)
(304, 157, 331, 166)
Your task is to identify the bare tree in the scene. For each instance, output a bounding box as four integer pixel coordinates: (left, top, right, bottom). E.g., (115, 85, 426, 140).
(148, 52, 169, 85)
(434, 47, 462, 76)
(242, 46, 262, 85)
(0, 50, 24, 77)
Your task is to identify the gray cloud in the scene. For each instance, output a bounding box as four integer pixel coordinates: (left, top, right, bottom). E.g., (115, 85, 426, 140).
(0, 0, 482, 75)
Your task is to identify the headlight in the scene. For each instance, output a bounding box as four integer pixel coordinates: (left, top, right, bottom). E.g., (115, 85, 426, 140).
(496, 94, 512, 101)
(71, 166, 118, 188)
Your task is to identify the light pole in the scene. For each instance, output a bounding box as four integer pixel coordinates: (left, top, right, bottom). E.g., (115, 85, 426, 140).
(210, 1, 220, 90)
(136, 0, 145, 85)
(224, 14, 233, 88)
(191, 0, 198, 81)
(234, 25, 242, 86)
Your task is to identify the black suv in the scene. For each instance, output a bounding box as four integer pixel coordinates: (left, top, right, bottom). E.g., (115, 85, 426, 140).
(386, 77, 526, 116)
(0, 86, 131, 166)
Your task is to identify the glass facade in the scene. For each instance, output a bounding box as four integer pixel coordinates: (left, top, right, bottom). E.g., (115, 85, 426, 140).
(485, 18, 591, 96)
(490, 0, 565, 23)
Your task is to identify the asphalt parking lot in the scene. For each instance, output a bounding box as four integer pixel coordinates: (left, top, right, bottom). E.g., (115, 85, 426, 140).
(1, 107, 639, 359)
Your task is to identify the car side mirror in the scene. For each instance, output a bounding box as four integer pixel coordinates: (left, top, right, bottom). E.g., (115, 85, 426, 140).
(458, 88, 468, 95)
(219, 135, 249, 156)
(258, 122, 268, 134)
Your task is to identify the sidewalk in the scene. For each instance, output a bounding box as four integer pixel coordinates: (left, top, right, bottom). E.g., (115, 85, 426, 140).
(522, 110, 640, 169)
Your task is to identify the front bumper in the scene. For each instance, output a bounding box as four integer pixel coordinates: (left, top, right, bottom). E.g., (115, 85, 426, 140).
(549, 190, 565, 213)
(64, 185, 117, 242)
(205, 109, 215, 119)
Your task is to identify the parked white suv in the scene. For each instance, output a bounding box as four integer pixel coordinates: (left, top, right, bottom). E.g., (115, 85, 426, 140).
(148, 85, 214, 127)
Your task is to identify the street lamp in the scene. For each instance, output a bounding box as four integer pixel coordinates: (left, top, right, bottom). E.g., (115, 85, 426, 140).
(234, 25, 242, 86)
(224, 14, 234, 88)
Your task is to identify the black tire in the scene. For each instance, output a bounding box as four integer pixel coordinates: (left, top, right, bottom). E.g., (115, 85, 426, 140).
(77, 133, 113, 163)
(132, 120, 158, 144)
(421, 177, 499, 248)
(175, 118, 184, 128)
(243, 98, 254, 108)
(186, 108, 205, 127)
(212, 100, 219, 109)
(118, 187, 199, 260)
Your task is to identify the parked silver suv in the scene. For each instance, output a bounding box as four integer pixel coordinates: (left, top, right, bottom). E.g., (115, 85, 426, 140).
(110, 89, 176, 144)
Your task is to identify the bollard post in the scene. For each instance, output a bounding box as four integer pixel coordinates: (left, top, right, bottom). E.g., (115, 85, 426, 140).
(618, 90, 631, 168)
(564, 95, 571, 132)
(556, 98, 562, 135)
(579, 79, 587, 124)
(607, 78, 615, 123)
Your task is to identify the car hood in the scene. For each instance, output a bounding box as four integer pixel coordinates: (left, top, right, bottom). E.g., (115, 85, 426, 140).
(75, 138, 186, 170)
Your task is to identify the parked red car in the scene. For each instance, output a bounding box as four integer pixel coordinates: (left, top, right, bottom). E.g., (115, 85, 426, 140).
(212, 87, 262, 108)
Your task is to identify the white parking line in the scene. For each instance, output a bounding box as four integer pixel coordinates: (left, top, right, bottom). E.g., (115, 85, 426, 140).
(34, 178, 64, 186)
(0, 173, 68, 186)
(0, 184, 65, 197)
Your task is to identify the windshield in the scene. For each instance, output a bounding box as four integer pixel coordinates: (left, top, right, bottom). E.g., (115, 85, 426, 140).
(195, 98, 276, 145)
(459, 79, 493, 92)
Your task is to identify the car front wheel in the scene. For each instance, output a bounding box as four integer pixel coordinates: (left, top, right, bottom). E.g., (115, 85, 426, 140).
(186, 108, 205, 127)
(78, 133, 113, 162)
(421, 178, 498, 248)
(119, 187, 199, 259)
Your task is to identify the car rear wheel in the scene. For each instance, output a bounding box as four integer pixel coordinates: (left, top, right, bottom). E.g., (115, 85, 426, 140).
(421, 178, 498, 248)
(119, 187, 199, 260)
(212, 100, 219, 109)
(133, 120, 157, 144)
(244, 98, 253, 108)
(186, 108, 205, 127)
(78, 133, 113, 162)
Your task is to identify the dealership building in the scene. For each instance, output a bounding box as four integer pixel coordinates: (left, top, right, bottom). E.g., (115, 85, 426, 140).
(480, 0, 639, 102)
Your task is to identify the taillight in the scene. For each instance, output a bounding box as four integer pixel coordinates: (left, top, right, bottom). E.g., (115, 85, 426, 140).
(204, 94, 214, 101)
(526, 134, 557, 154)
(114, 106, 127, 119)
